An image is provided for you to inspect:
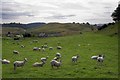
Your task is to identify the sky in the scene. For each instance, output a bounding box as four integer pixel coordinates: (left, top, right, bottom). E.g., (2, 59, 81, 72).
(0, 0, 119, 24)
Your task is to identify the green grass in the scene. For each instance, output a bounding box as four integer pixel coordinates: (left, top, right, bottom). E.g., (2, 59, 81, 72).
(2, 32, 118, 78)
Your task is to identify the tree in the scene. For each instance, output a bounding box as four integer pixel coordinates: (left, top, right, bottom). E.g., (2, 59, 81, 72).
(111, 4, 120, 22)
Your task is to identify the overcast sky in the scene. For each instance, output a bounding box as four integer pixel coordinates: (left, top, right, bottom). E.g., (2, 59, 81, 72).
(1, 0, 119, 24)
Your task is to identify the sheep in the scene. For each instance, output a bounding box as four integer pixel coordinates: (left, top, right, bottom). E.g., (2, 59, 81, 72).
(13, 50, 19, 54)
(56, 52, 61, 58)
(20, 45, 24, 47)
(43, 45, 48, 48)
(97, 55, 104, 63)
(50, 60, 62, 68)
(91, 56, 98, 60)
(13, 58, 27, 71)
(40, 56, 49, 62)
(33, 40, 38, 43)
(49, 47, 53, 50)
(0, 59, 10, 64)
(53, 57, 59, 61)
(33, 47, 41, 51)
(57, 46, 62, 50)
(41, 48, 45, 52)
(33, 61, 45, 67)
(72, 55, 79, 63)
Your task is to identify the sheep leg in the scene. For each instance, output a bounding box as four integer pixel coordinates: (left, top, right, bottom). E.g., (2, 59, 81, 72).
(14, 65, 16, 71)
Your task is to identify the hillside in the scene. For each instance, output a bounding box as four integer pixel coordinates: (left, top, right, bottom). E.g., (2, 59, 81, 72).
(28, 23, 94, 35)
(97, 22, 119, 36)
(2, 27, 25, 35)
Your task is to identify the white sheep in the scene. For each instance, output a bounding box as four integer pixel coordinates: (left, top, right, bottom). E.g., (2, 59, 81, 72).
(33, 40, 38, 43)
(41, 48, 45, 52)
(0, 59, 10, 64)
(91, 56, 98, 60)
(33, 47, 41, 51)
(53, 57, 59, 61)
(57, 46, 62, 50)
(13, 58, 28, 71)
(49, 47, 53, 50)
(43, 45, 48, 48)
(21, 45, 24, 47)
(56, 52, 61, 58)
(72, 55, 79, 63)
(40, 56, 49, 62)
(50, 60, 62, 68)
(33, 61, 45, 67)
(97, 55, 104, 63)
(13, 50, 19, 54)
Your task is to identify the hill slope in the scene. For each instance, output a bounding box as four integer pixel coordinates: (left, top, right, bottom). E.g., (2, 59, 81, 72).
(97, 22, 119, 36)
(28, 23, 94, 35)
(2, 27, 25, 34)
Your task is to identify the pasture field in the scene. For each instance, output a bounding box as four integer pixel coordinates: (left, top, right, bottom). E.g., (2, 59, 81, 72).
(2, 32, 118, 78)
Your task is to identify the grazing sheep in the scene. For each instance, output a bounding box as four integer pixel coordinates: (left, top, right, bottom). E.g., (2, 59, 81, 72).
(53, 57, 59, 61)
(97, 55, 104, 63)
(33, 47, 41, 51)
(0, 59, 10, 64)
(49, 47, 53, 50)
(72, 55, 79, 63)
(57, 46, 62, 50)
(33, 61, 45, 67)
(41, 48, 45, 52)
(41, 56, 49, 62)
(91, 56, 98, 60)
(50, 60, 62, 68)
(56, 52, 61, 58)
(13, 50, 19, 54)
(43, 45, 48, 48)
(33, 40, 38, 43)
(21, 45, 24, 47)
(13, 58, 27, 71)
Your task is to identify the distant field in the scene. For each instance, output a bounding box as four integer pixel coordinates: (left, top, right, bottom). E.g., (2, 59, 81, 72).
(2, 32, 118, 78)
(2, 27, 25, 34)
(28, 23, 94, 35)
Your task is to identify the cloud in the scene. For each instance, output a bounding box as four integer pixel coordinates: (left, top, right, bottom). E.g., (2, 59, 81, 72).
(2, 1, 35, 20)
(44, 14, 76, 19)
(1, 0, 119, 24)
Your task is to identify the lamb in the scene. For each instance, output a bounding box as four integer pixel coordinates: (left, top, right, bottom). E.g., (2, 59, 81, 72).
(13, 58, 27, 71)
(40, 56, 49, 62)
(0, 59, 10, 64)
(57, 46, 62, 50)
(50, 60, 62, 68)
(72, 55, 79, 63)
(13, 50, 19, 54)
(33, 61, 45, 67)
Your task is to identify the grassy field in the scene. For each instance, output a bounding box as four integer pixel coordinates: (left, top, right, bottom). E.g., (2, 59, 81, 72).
(2, 32, 118, 78)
